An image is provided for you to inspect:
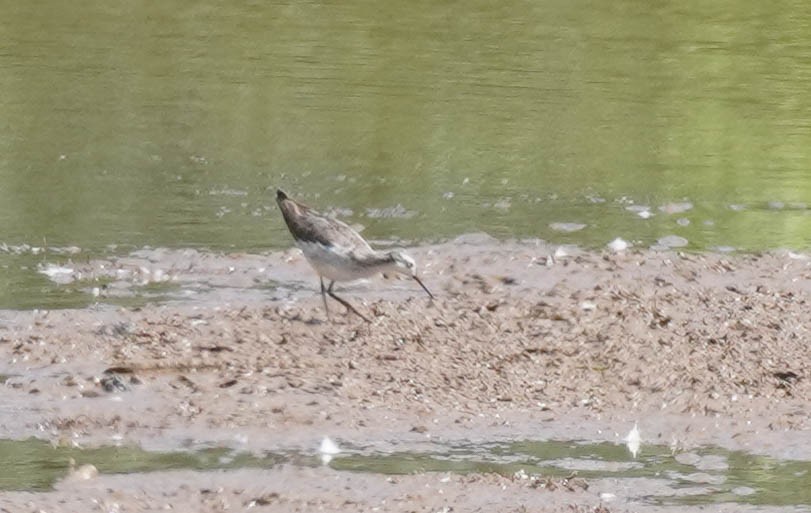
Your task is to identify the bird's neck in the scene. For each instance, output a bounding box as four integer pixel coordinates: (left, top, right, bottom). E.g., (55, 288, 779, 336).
(355, 251, 398, 273)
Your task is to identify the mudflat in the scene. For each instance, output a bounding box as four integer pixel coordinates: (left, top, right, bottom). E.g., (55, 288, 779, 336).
(1, 236, 809, 512)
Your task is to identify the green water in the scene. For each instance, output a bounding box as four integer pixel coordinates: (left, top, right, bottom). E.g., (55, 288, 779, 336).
(0, 439, 286, 491)
(1, 438, 809, 507)
(3, 0, 811, 308)
(336, 441, 811, 507)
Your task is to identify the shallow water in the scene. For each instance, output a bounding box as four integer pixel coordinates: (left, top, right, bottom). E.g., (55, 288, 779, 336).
(4, 0, 811, 308)
(2, 437, 809, 508)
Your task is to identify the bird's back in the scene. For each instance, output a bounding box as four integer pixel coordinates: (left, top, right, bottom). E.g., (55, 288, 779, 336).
(276, 190, 373, 253)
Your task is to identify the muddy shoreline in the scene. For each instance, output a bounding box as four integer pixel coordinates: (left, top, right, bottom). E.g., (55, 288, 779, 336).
(1, 237, 810, 511)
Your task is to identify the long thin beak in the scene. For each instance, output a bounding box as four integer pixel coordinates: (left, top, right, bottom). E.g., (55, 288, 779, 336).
(412, 275, 434, 299)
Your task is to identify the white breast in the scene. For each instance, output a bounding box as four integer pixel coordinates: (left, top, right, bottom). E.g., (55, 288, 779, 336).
(297, 241, 383, 282)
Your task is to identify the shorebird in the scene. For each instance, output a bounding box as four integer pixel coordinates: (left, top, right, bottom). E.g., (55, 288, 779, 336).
(276, 189, 433, 322)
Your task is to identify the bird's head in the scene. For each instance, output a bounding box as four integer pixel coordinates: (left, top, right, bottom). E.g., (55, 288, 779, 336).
(387, 251, 433, 299)
(388, 251, 417, 275)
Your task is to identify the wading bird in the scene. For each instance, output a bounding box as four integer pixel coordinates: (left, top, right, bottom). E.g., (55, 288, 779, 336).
(276, 189, 433, 322)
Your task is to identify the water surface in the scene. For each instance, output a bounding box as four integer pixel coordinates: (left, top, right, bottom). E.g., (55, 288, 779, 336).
(2, 437, 809, 508)
(3, 1, 811, 308)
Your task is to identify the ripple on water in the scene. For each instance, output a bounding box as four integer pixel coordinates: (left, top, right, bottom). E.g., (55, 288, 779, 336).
(365, 205, 418, 219)
(626, 205, 654, 219)
(549, 222, 587, 233)
(659, 202, 693, 215)
(675, 453, 702, 466)
(492, 198, 511, 210)
(1, 243, 80, 255)
(693, 454, 729, 472)
(541, 457, 643, 472)
(37, 264, 75, 284)
(208, 188, 248, 197)
(732, 486, 757, 496)
(680, 472, 727, 485)
(675, 452, 729, 471)
(656, 235, 689, 248)
(711, 246, 736, 253)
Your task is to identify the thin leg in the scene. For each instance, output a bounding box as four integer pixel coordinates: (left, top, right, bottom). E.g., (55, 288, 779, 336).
(327, 281, 371, 323)
(320, 277, 331, 320)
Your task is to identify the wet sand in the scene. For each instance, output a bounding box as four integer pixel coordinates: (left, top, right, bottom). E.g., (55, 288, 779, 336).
(1, 236, 810, 512)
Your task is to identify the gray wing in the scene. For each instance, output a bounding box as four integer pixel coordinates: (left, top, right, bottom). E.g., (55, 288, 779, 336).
(278, 198, 373, 252)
